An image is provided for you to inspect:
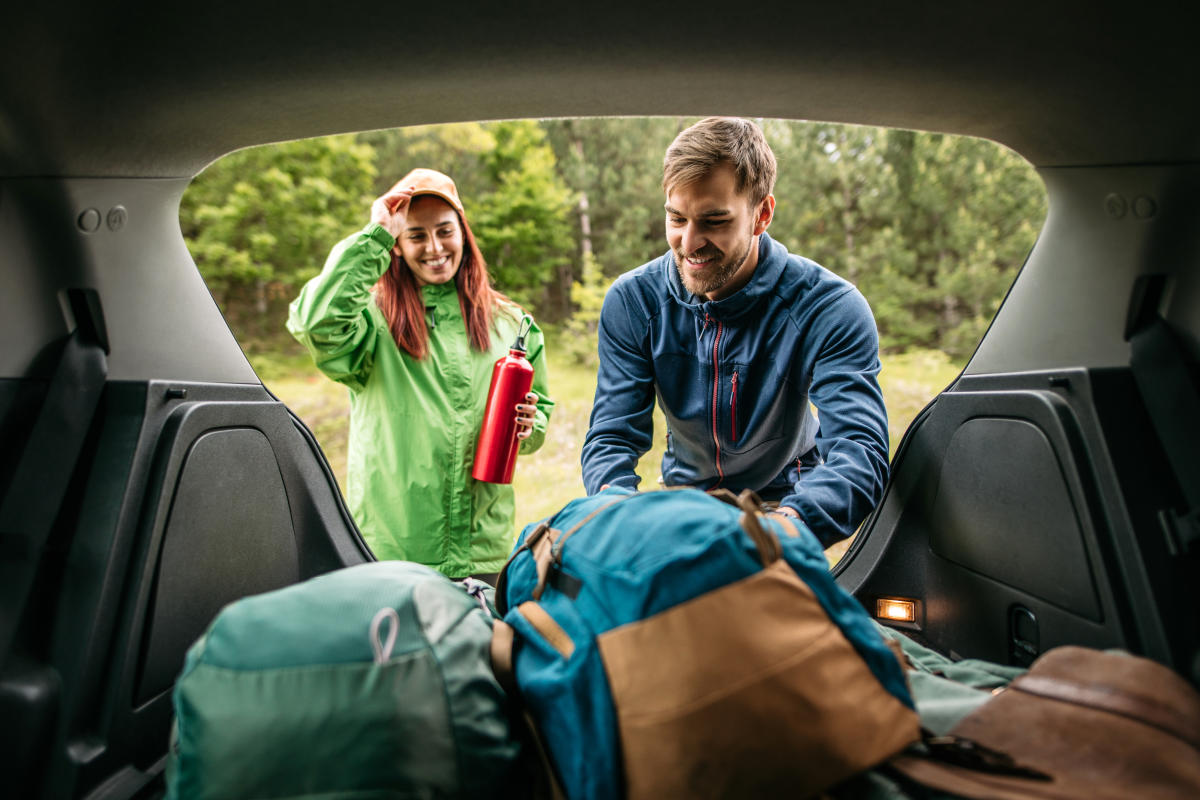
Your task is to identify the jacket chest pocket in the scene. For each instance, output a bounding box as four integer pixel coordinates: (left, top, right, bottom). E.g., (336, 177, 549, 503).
(723, 361, 797, 456)
(729, 368, 742, 444)
(718, 362, 753, 452)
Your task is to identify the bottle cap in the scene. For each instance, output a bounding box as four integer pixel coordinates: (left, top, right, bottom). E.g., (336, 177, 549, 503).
(512, 314, 534, 353)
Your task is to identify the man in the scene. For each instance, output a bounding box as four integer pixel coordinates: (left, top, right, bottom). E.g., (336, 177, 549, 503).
(580, 117, 889, 546)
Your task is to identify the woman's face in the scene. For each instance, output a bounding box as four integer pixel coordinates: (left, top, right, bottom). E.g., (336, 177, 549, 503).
(397, 195, 464, 286)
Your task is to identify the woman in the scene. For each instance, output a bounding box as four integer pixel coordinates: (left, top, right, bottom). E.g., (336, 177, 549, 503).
(288, 168, 553, 581)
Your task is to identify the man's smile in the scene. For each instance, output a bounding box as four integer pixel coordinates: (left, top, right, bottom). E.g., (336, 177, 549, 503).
(680, 249, 721, 269)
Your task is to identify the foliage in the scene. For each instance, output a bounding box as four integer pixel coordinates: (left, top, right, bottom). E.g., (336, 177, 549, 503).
(542, 118, 684, 280)
(360, 121, 575, 314)
(765, 123, 1045, 358)
(180, 135, 377, 342)
(182, 117, 1046, 360)
(360, 122, 497, 201)
(471, 122, 575, 311)
(561, 252, 607, 366)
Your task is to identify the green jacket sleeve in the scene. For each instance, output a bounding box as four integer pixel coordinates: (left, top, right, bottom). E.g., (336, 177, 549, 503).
(287, 224, 396, 393)
(518, 319, 555, 456)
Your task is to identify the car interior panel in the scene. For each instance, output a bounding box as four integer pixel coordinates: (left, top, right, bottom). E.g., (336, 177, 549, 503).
(2, 3, 1197, 797)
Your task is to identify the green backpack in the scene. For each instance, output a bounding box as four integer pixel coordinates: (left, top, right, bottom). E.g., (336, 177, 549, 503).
(165, 561, 519, 799)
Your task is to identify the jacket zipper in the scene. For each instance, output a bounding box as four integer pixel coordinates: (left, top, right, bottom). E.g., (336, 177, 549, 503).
(730, 370, 739, 443)
(709, 316, 724, 486)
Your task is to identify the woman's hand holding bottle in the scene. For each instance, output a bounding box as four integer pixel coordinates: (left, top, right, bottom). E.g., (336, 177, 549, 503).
(515, 392, 539, 440)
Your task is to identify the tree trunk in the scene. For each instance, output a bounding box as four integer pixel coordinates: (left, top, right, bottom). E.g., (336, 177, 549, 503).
(549, 128, 593, 320)
(836, 131, 858, 283)
(576, 137, 594, 262)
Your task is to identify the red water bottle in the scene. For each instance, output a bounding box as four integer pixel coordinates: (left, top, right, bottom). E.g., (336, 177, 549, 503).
(472, 315, 536, 484)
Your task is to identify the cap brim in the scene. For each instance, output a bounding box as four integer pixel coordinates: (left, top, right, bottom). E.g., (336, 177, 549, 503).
(411, 189, 463, 215)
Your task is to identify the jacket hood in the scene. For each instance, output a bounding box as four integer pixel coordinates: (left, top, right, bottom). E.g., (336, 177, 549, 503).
(664, 232, 789, 323)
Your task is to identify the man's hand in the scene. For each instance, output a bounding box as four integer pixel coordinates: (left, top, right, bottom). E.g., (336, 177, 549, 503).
(515, 392, 539, 440)
(370, 183, 415, 241)
(770, 506, 800, 520)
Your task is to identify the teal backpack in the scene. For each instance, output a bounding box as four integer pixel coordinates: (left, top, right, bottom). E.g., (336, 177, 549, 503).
(494, 487, 920, 799)
(165, 561, 519, 799)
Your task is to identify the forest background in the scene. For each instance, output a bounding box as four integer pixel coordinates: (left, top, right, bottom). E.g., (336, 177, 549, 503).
(180, 117, 1047, 557)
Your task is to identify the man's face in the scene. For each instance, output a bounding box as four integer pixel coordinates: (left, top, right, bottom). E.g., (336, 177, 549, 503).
(665, 163, 773, 301)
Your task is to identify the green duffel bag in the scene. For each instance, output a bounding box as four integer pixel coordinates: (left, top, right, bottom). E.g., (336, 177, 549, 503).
(165, 561, 519, 799)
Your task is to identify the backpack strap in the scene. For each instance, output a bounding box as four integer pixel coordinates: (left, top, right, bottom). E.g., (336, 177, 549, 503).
(489, 617, 566, 800)
(531, 494, 635, 600)
(709, 488, 782, 567)
(490, 618, 517, 694)
(530, 528, 563, 603)
(496, 520, 557, 613)
(498, 494, 636, 610)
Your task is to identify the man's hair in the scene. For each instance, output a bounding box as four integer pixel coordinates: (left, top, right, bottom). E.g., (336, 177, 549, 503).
(662, 117, 777, 205)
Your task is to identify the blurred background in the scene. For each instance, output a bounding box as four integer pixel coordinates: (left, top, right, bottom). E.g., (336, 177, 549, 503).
(181, 117, 1046, 562)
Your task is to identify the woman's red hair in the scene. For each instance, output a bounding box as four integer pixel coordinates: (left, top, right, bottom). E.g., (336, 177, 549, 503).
(374, 211, 506, 359)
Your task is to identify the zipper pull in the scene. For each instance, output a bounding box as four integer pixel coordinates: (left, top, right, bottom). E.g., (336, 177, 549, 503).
(461, 578, 492, 614)
(730, 371, 739, 443)
(922, 734, 1051, 780)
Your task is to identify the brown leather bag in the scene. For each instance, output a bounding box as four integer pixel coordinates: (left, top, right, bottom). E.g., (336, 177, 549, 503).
(889, 646, 1200, 799)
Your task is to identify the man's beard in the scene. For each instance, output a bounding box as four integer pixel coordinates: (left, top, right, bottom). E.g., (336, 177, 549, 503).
(674, 237, 754, 299)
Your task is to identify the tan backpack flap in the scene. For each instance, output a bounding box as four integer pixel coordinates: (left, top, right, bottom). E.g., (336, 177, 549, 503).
(890, 646, 1200, 800)
(597, 559, 920, 799)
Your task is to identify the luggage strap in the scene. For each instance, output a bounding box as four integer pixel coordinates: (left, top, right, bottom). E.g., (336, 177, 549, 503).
(918, 728, 1051, 781)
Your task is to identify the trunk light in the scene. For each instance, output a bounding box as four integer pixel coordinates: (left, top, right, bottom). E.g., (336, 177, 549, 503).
(876, 597, 917, 623)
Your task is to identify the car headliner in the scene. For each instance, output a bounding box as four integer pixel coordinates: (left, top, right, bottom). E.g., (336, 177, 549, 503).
(0, 2, 1195, 178)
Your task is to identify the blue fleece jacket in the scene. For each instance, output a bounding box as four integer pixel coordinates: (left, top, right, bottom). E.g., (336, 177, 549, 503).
(581, 233, 889, 546)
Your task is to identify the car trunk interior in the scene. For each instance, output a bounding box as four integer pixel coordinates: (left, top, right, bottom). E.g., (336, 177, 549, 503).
(2, 3, 1198, 798)
(841, 164, 1200, 674)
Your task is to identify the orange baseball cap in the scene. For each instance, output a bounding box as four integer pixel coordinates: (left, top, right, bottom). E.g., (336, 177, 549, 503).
(399, 167, 464, 215)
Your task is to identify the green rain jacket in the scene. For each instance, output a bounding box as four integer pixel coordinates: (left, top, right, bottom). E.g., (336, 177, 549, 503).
(287, 223, 553, 577)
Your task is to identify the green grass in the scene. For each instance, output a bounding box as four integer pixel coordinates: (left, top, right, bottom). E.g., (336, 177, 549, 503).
(877, 348, 961, 453)
(258, 332, 962, 562)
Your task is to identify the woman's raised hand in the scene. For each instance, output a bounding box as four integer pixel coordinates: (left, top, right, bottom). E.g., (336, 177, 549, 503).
(515, 392, 539, 440)
(370, 183, 415, 240)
